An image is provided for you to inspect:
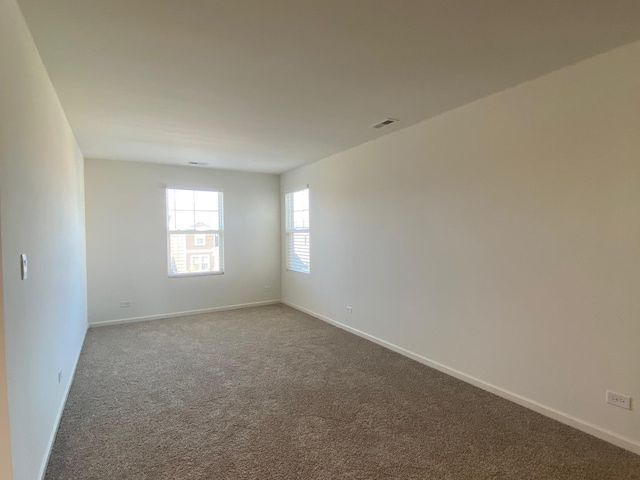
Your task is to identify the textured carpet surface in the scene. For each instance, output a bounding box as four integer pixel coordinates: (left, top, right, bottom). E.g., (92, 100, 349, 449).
(45, 304, 639, 479)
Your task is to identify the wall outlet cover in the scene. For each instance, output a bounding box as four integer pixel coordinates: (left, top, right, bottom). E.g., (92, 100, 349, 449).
(20, 253, 28, 280)
(606, 390, 632, 410)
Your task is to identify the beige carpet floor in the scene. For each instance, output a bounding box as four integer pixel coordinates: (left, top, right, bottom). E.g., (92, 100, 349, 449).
(45, 304, 640, 479)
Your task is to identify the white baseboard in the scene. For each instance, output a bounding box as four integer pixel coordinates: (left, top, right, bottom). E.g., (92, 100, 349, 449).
(282, 300, 640, 457)
(89, 300, 282, 328)
(38, 324, 88, 480)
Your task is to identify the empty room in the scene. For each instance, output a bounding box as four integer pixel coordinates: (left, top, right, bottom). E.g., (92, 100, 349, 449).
(1, 1, 640, 479)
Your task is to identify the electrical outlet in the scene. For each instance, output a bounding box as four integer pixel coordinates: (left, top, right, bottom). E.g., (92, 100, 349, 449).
(346, 306, 353, 314)
(20, 253, 28, 280)
(606, 390, 632, 410)
(57, 370, 62, 384)
(120, 301, 132, 308)
(264, 286, 272, 292)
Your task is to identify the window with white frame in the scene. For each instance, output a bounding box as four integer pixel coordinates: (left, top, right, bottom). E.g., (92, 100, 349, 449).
(285, 187, 310, 274)
(166, 188, 223, 276)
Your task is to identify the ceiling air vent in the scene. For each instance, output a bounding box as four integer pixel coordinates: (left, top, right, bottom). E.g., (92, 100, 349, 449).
(371, 118, 399, 129)
(188, 161, 209, 166)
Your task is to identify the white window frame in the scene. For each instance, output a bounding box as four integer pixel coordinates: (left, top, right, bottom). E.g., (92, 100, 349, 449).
(194, 234, 206, 246)
(166, 186, 224, 277)
(285, 186, 310, 274)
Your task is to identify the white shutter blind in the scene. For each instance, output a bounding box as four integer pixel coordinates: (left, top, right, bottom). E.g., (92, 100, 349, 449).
(285, 188, 310, 273)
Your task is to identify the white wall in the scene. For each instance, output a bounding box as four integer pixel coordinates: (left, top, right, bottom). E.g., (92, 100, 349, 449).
(85, 159, 280, 324)
(0, 0, 89, 478)
(281, 41, 640, 454)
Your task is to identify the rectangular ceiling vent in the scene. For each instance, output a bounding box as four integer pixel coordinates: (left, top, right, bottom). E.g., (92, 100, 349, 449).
(188, 161, 209, 166)
(371, 118, 399, 129)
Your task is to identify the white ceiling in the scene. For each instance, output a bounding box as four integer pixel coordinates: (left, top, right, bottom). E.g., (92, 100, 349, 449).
(17, 0, 640, 173)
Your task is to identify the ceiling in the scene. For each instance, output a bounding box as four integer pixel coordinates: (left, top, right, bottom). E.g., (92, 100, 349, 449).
(17, 0, 640, 174)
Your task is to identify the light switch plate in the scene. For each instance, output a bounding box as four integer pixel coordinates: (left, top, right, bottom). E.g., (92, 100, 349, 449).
(20, 254, 27, 280)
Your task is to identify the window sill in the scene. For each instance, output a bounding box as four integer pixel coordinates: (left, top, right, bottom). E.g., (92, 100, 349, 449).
(286, 269, 310, 275)
(169, 271, 224, 278)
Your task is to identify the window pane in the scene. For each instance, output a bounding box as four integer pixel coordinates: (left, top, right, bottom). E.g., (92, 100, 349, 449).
(174, 211, 195, 231)
(190, 254, 211, 272)
(169, 234, 187, 274)
(194, 211, 218, 230)
(285, 188, 310, 274)
(170, 233, 221, 274)
(167, 189, 175, 212)
(293, 210, 309, 229)
(167, 211, 176, 230)
(174, 189, 194, 210)
(212, 233, 222, 270)
(194, 190, 218, 211)
(167, 188, 223, 276)
(288, 232, 310, 273)
(293, 189, 308, 210)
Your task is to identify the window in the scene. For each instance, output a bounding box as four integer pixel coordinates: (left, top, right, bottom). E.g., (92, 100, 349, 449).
(166, 188, 223, 276)
(285, 187, 310, 273)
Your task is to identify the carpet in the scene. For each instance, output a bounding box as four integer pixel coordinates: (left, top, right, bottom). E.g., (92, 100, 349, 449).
(45, 304, 640, 479)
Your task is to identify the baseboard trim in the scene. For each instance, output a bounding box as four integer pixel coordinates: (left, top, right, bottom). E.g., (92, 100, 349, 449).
(282, 300, 640, 456)
(38, 323, 88, 480)
(89, 300, 282, 328)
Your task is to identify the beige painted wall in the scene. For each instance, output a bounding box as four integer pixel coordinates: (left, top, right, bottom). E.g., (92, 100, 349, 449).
(281, 41, 640, 453)
(0, 226, 11, 480)
(0, 0, 88, 478)
(85, 159, 281, 324)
